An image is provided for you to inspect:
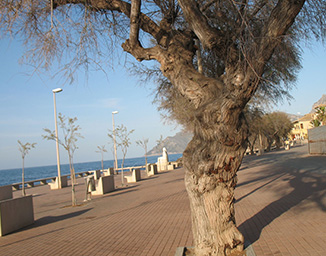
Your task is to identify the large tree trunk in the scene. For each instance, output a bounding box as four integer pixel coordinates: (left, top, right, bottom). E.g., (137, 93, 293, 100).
(155, 42, 250, 255)
(183, 103, 248, 255)
(121, 2, 305, 253)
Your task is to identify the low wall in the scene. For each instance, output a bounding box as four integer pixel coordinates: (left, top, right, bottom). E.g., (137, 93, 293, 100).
(124, 169, 141, 183)
(308, 126, 326, 154)
(147, 164, 158, 176)
(12, 171, 93, 191)
(49, 176, 68, 190)
(92, 175, 115, 195)
(88, 170, 101, 180)
(103, 168, 114, 176)
(0, 185, 13, 201)
(0, 195, 34, 236)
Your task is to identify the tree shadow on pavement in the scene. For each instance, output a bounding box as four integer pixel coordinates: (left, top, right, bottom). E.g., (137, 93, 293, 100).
(238, 151, 326, 244)
(0, 208, 93, 248)
(33, 208, 93, 228)
(104, 187, 139, 198)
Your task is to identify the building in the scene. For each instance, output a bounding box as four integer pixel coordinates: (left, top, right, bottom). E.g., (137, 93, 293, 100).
(290, 114, 314, 140)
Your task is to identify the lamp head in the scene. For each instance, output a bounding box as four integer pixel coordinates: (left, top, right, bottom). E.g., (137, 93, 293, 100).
(52, 88, 63, 93)
(112, 111, 119, 114)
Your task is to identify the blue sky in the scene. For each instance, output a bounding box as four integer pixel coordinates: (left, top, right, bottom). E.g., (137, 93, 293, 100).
(275, 42, 326, 115)
(0, 38, 325, 170)
(0, 38, 181, 169)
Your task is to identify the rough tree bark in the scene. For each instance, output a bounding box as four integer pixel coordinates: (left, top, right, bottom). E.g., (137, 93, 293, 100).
(183, 107, 248, 255)
(150, 33, 250, 254)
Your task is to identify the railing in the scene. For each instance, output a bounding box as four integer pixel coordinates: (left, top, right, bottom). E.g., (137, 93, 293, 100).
(115, 165, 146, 172)
(9, 163, 180, 191)
(11, 170, 95, 191)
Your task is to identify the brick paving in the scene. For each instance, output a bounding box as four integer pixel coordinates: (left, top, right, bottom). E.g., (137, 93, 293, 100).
(237, 144, 326, 256)
(0, 144, 325, 255)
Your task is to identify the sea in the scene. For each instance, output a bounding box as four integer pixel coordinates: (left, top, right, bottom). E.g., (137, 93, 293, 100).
(0, 154, 182, 187)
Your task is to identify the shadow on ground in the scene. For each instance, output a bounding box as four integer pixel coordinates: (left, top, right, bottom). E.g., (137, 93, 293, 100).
(33, 208, 93, 228)
(238, 145, 326, 244)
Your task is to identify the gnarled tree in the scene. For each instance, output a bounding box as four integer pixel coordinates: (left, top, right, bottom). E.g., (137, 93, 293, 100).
(1, 1, 325, 255)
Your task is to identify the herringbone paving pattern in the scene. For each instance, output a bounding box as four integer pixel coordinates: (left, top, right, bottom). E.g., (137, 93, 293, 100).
(0, 144, 325, 255)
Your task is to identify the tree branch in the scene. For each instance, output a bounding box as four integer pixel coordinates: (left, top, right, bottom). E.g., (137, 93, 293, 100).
(129, 0, 141, 47)
(239, 0, 248, 18)
(256, 0, 306, 72)
(239, 0, 306, 103)
(178, 0, 224, 50)
(248, 0, 268, 20)
(121, 40, 163, 62)
(200, 0, 216, 13)
(53, 0, 168, 46)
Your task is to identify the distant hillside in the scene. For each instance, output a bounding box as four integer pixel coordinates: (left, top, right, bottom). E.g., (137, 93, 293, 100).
(284, 94, 326, 121)
(148, 112, 301, 155)
(148, 104, 318, 155)
(287, 113, 302, 122)
(148, 131, 193, 156)
(311, 94, 326, 112)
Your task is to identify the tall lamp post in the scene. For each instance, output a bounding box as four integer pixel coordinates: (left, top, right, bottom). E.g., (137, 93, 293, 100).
(53, 88, 63, 188)
(112, 111, 119, 173)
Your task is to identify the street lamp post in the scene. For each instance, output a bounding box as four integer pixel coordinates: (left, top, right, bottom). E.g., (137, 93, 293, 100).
(53, 88, 63, 188)
(112, 111, 119, 174)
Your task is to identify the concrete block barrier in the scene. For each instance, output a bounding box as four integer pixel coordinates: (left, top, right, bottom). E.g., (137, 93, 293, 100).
(0, 195, 34, 236)
(0, 185, 13, 201)
(49, 176, 68, 190)
(92, 175, 115, 195)
(124, 169, 141, 183)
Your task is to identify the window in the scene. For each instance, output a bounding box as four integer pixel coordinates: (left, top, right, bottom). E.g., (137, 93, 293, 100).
(300, 123, 303, 129)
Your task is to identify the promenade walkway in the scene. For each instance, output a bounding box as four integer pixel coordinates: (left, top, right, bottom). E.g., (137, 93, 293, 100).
(0, 144, 325, 255)
(237, 144, 326, 256)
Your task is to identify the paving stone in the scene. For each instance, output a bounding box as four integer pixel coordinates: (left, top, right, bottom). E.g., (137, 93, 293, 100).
(0, 144, 325, 255)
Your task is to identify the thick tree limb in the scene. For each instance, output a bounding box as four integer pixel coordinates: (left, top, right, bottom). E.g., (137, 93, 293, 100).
(256, 0, 305, 74)
(129, 0, 141, 47)
(121, 40, 162, 62)
(239, 0, 306, 104)
(178, 0, 224, 50)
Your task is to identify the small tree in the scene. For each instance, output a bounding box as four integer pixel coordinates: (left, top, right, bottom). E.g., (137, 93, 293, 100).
(17, 140, 36, 196)
(43, 113, 83, 206)
(96, 145, 107, 171)
(261, 112, 293, 150)
(311, 119, 321, 128)
(314, 105, 326, 126)
(136, 138, 149, 171)
(245, 106, 264, 154)
(108, 125, 134, 186)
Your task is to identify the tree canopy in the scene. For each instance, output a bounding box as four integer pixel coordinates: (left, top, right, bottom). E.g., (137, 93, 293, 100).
(261, 111, 293, 149)
(1, 1, 324, 104)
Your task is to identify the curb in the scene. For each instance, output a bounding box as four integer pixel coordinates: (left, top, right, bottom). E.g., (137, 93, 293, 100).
(175, 241, 256, 256)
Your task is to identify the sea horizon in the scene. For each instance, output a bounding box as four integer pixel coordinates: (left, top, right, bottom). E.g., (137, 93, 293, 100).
(0, 153, 182, 187)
